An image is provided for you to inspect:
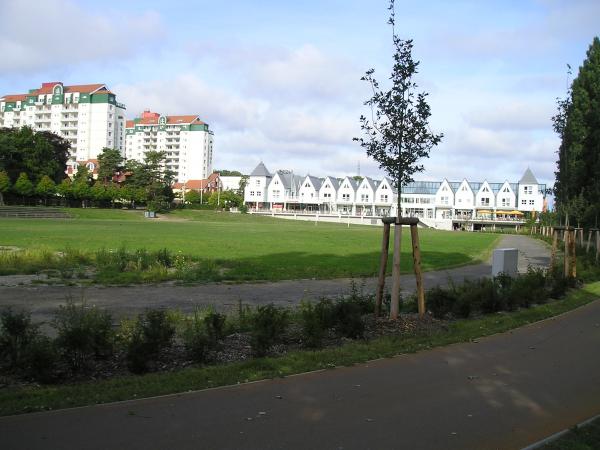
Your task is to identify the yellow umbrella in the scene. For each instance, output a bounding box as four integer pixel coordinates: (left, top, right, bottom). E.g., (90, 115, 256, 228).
(477, 209, 492, 214)
(510, 210, 524, 215)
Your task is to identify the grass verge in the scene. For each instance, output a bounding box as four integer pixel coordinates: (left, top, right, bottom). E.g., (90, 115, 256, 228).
(540, 415, 600, 449)
(1, 282, 598, 417)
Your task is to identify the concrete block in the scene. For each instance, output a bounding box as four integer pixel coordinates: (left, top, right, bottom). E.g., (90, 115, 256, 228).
(492, 248, 518, 277)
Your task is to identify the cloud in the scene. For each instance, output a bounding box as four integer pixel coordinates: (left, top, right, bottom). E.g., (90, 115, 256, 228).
(464, 101, 555, 131)
(0, 0, 165, 73)
(114, 75, 267, 131)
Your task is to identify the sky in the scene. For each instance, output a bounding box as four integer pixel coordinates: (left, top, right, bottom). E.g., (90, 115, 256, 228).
(1, 0, 598, 188)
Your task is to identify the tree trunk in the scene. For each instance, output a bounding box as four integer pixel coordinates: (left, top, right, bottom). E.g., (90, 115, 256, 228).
(390, 183, 402, 320)
(0, 191, 4, 206)
(390, 223, 402, 320)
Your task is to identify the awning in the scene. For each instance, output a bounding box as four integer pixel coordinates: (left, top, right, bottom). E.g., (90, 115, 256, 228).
(477, 210, 493, 214)
(509, 210, 524, 215)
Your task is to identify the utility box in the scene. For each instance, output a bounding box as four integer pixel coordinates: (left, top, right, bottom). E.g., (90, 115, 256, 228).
(144, 211, 156, 219)
(492, 248, 518, 277)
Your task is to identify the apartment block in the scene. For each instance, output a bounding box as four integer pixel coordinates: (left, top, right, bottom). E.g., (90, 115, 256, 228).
(0, 82, 126, 163)
(125, 110, 214, 183)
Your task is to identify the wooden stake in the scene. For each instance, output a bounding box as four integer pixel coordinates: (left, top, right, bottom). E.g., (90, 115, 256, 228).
(569, 229, 577, 279)
(551, 229, 558, 268)
(375, 222, 391, 317)
(564, 228, 570, 278)
(596, 230, 599, 263)
(410, 224, 425, 318)
(587, 230, 592, 253)
(390, 223, 402, 320)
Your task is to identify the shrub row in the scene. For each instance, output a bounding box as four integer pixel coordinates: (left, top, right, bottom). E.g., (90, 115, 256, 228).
(426, 266, 576, 319)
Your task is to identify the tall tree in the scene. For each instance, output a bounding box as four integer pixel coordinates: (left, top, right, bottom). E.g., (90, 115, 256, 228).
(553, 37, 600, 226)
(97, 148, 124, 184)
(354, 0, 442, 319)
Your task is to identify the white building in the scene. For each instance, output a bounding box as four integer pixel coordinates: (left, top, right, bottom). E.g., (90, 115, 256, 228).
(125, 110, 214, 183)
(0, 82, 126, 162)
(244, 163, 547, 229)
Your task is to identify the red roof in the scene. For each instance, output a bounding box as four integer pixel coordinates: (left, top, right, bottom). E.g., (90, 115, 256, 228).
(2, 82, 106, 99)
(167, 115, 202, 124)
(126, 114, 206, 127)
(1, 94, 28, 102)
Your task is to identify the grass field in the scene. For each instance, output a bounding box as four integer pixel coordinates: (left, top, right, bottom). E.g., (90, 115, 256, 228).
(0, 209, 499, 282)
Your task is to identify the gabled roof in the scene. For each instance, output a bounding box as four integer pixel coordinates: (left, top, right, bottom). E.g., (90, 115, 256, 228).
(321, 176, 339, 191)
(305, 175, 322, 191)
(519, 168, 539, 185)
(361, 177, 378, 191)
(469, 182, 482, 192)
(489, 183, 503, 194)
(276, 171, 303, 190)
(339, 177, 358, 191)
(250, 162, 271, 177)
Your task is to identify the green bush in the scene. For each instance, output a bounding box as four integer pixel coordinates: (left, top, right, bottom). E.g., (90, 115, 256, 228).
(333, 298, 364, 339)
(249, 304, 289, 356)
(426, 286, 459, 319)
(299, 298, 335, 348)
(182, 311, 210, 363)
(471, 278, 502, 315)
(24, 335, 58, 383)
(181, 308, 226, 363)
(53, 301, 114, 370)
(510, 267, 547, 308)
(0, 308, 39, 368)
(126, 309, 175, 374)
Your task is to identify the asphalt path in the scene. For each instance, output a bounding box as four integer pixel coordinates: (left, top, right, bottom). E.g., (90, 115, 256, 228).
(1, 287, 598, 449)
(0, 235, 550, 323)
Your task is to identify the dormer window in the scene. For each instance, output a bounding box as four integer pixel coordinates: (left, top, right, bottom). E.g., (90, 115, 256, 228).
(86, 162, 95, 171)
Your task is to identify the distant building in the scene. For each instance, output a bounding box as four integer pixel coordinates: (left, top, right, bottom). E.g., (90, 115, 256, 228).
(0, 82, 126, 163)
(244, 162, 547, 229)
(125, 110, 214, 183)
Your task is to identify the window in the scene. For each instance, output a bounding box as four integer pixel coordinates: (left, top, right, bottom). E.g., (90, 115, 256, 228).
(524, 186, 533, 194)
(381, 184, 388, 190)
(304, 182, 310, 188)
(255, 179, 261, 187)
(480, 197, 490, 206)
(441, 196, 449, 205)
(323, 193, 331, 198)
(273, 190, 280, 197)
(529, 200, 535, 205)
(250, 191, 255, 196)
(342, 193, 350, 201)
(501, 197, 510, 207)
(482, 187, 489, 192)
(380, 194, 388, 202)
(521, 199, 527, 205)
(461, 186, 467, 191)
(343, 183, 349, 188)
(503, 187, 510, 193)
(361, 194, 369, 202)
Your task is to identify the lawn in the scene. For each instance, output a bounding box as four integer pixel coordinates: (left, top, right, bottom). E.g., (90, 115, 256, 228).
(0, 209, 499, 281)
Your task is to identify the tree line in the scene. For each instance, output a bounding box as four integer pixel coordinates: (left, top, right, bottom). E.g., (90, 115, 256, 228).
(553, 37, 600, 227)
(0, 126, 174, 210)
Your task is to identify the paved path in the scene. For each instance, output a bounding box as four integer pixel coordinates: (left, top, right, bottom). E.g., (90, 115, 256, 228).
(0, 235, 550, 322)
(1, 288, 598, 449)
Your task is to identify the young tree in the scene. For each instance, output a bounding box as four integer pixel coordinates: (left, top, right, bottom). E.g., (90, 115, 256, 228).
(184, 190, 202, 204)
(14, 172, 34, 203)
(553, 37, 600, 226)
(0, 171, 10, 206)
(36, 175, 56, 205)
(354, 0, 442, 319)
(57, 178, 73, 205)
